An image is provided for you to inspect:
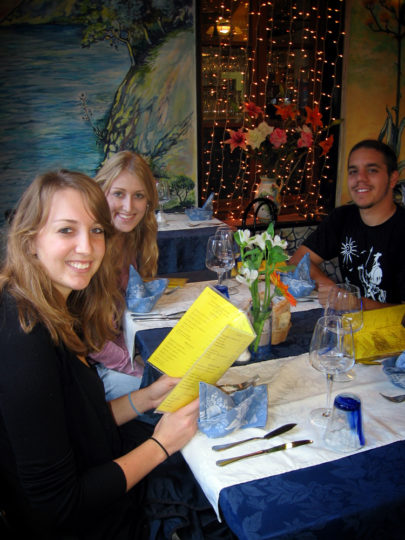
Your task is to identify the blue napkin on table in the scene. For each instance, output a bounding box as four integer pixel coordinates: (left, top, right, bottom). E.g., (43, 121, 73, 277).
(198, 382, 268, 438)
(125, 265, 168, 313)
(382, 351, 405, 389)
(280, 252, 315, 298)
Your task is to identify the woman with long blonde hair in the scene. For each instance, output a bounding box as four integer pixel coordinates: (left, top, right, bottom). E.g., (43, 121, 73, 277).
(90, 151, 160, 400)
(95, 150, 159, 280)
(0, 170, 208, 539)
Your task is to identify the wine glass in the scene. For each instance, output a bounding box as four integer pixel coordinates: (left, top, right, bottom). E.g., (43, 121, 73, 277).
(214, 225, 238, 294)
(309, 315, 355, 427)
(156, 180, 171, 228)
(205, 235, 235, 285)
(324, 283, 363, 381)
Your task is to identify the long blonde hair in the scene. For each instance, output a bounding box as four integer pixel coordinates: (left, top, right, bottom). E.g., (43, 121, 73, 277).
(95, 151, 159, 277)
(0, 170, 123, 355)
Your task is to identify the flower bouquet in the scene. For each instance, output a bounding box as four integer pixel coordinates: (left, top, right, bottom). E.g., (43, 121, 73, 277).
(225, 99, 338, 194)
(234, 223, 296, 356)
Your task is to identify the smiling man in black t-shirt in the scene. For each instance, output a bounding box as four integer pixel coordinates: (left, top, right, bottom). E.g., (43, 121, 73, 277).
(290, 139, 405, 309)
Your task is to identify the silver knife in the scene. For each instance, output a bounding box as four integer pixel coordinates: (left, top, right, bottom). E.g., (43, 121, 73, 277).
(212, 423, 297, 451)
(130, 311, 185, 320)
(215, 439, 313, 467)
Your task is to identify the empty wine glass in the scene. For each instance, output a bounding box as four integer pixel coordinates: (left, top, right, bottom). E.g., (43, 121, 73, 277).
(156, 180, 171, 228)
(309, 315, 355, 427)
(324, 283, 363, 381)
(214, 225, 238, 294)
(205, 235, 235, 285)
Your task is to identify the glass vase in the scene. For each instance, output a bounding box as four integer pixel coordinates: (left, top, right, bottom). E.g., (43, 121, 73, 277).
(256, 177, 281, 221)
(248, 308, 272, 361)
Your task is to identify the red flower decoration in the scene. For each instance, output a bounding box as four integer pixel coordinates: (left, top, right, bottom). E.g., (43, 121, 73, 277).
(223, 97, 339, 193)
(269, 128, 287, 148)
(244, 102, 264, 119)
(224, 129, 247, 152)
(305, 106, 323, 129)
(298, 129, 313, 148)
(319, 135, 334, 156)
(274, 103, 297, 121)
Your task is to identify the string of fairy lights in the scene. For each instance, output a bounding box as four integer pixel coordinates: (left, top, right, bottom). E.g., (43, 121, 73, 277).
(200, 0, 345, 222)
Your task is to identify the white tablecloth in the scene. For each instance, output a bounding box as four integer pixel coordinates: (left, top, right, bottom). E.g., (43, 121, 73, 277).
(181, 353, 405, 518)
(159, 212, 224, 231)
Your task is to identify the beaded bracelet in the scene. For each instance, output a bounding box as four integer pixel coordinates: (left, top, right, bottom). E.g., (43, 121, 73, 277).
(127, 392, 141, 417)
(150, 437, 170, 459)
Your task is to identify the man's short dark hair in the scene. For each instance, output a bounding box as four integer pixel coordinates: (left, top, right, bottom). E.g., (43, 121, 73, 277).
(349, 139, 398, 175)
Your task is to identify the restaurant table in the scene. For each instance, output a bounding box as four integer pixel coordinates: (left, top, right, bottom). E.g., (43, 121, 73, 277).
(125, 283, 405, 539)
(157, 213, 224, 274)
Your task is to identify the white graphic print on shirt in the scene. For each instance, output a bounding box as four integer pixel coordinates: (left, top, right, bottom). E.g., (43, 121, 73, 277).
(340, 236, 358, 264)
(340, 239, 387, 302)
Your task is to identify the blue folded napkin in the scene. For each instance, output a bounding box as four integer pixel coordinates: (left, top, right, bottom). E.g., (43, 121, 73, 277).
(198, 381, 268, 438)
(382, 351, 405, 389)
(280, 252, 315, 298)
(126, 265, 168, 313)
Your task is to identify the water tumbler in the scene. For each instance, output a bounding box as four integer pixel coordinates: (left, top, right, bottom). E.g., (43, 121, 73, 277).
(324, 393, 365, 452)
(214, 284, 229, 299)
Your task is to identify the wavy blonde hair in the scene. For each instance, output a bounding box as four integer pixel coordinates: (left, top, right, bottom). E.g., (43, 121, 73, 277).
(0, 170, 123, 355)
(95, 151, 159, 278)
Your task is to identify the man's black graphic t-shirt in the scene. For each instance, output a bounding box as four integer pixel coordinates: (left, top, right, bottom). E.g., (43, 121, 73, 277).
(303, 204, 405, 304)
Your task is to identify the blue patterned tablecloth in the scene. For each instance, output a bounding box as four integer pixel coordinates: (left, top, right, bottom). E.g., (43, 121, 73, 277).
(157, 214, 222, 274)
(219, 440, 405, 540)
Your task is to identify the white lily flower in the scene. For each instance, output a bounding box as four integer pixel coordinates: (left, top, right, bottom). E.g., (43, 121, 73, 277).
(236, 229, 251, 245)
(272, 234, 288, 249)
(261, 231, 272, 243)
(253, 233, 266, 251)
(246, 127, 266, 150)
(257, 121, 274, 138)
(236, 266, 258, 286)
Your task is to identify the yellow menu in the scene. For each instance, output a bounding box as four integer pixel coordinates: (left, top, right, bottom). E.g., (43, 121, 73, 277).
(352, 304, 405, 362)
(148, 286, 255, 412)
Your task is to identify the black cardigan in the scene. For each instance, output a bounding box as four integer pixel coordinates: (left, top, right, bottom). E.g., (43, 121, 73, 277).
(0, 291, 147, 538)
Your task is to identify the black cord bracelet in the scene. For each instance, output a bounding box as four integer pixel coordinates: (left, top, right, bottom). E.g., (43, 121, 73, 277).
(150, 437, 170, 459)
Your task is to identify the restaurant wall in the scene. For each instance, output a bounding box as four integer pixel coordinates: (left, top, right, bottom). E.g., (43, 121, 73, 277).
(0, 1, 197, 227)
(337, 0, 405, 205)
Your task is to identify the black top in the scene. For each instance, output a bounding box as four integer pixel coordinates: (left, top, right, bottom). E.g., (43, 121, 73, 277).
(303, 204, 405, 304)
(0, 291, 147, 538)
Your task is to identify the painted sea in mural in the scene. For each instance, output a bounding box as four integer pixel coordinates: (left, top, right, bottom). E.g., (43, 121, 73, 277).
(0, 24, 128, 226)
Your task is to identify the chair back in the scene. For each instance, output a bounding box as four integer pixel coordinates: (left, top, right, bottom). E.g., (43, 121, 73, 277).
(240, 197, 278, 234)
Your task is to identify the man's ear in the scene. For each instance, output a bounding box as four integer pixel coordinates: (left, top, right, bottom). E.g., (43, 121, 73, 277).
(389, 170, 399, 189)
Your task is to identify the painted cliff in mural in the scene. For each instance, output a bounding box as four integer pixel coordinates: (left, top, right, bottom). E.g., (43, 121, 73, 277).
(0, 0, 196, 224)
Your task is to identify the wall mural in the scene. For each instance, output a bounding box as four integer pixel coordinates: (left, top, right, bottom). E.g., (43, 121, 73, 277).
(339, 0, 404, 204)
(0, 0, 196, 227)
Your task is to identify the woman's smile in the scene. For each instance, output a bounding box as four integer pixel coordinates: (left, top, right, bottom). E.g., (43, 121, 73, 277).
(106, 170, 148, 233)
(34, 189, 106, 299)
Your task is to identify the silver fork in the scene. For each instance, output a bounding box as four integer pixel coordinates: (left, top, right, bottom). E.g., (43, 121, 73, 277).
(380, 393, 405, 403)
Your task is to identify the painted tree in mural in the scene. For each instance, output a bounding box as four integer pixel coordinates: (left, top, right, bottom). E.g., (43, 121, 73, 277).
(171, 175, 195, 205)
(363, 0, 405, 174)
(76, 0, 195, 179)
